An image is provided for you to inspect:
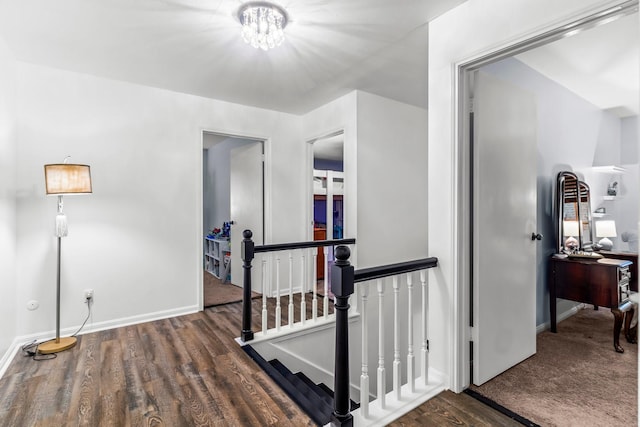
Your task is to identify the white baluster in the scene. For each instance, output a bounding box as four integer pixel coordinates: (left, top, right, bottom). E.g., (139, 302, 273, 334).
(323, 246, 329, 318)
(261, 258, 268, 334)
(360, 282, 370, 418)
(393, 276, 401, 400)
(300, 252, 306, 325)
(407, 273, 415, 394)
(377, 279, 386, 409)
(312, 250, 318, 321)
(275, 255, 281, 331)
(421, 270, 429, 385)
(288, 251, 294, 328)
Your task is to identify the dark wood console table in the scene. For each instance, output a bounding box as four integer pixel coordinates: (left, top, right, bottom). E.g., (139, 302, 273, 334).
(549, 256, 634, 353)
(599, 251, 638, 290)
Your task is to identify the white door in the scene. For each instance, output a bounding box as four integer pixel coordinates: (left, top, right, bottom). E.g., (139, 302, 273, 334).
(230, 141, 264, 290)
(473, 70, 538, 385)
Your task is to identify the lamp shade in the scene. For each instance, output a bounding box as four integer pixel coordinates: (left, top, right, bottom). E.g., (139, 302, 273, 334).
(596, 220, 617, 238)
(44, 164, 92, 195)
(563, 220, 580, 237)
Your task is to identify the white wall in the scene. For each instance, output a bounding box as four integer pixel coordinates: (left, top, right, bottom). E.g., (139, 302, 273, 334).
(12, 61, 305, 347)
(301, 90, 430, 267)
(303, 91, 358, 255)
(428, 0, 628, 392)
(203, 137, 255, 233)
(0, 36, 17, 367)
(356, 92, 429, 267)
(621, 116, 638, 162)
(302, 91, 430, 394)
(618, 116, 639, 250)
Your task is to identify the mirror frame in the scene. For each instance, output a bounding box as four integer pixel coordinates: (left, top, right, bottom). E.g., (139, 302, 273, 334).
(578, 180, 594, 250)
(555, 171, 594, 252)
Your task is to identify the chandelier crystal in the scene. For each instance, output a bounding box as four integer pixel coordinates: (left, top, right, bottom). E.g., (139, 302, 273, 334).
(238, 2, 288, 51)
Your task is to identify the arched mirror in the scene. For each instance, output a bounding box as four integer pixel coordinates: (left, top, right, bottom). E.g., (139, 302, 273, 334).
(556, 171, 594, 253)
(578, 181, 594, 249)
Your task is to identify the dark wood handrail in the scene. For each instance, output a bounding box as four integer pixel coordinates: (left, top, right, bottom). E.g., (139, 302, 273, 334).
(354, 257, 438, 283)
(255, 238, 356, 253)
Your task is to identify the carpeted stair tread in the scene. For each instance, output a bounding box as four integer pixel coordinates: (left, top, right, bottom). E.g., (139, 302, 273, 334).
(294, 372, 334, 406)
(317, 382, 360, 411)
(242, 346, 333, 426)
(268, 360, 334, 412)
(290, 376, 334, 409)
(268, 359, 295, 377)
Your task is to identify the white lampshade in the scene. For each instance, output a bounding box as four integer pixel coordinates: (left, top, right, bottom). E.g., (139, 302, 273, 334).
(563, 220, 580, 237)
(44, 164, 92, 195)
(596, 220, 617, 238)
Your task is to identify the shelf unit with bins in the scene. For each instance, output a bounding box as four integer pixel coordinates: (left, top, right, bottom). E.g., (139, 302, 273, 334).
(204, 237, 231, 279)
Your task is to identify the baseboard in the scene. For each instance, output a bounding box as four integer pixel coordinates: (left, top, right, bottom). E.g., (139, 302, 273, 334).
(71, 304, 201, 336)
(0, 304, 200, 379)
(536, 303, 583, 334)
(0, 337, 24, 379)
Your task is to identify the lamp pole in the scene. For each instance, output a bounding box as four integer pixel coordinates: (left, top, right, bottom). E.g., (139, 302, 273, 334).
(38, 194, 77, 354)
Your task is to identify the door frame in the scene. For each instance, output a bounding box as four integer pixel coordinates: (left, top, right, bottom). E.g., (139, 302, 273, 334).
(454, 2, 637, 390)
(305, 129, 345, 242)
(198, 129, 272, 310)
(304, 129, 345, 290)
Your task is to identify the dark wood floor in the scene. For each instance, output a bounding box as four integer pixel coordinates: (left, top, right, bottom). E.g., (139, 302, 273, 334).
(0, 297, 518, 426)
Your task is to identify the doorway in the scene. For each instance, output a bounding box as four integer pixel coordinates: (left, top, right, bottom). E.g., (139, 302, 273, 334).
(202, 131, 266, 307)
(308, 131, 344, 282)
(460, 3, 639, 388)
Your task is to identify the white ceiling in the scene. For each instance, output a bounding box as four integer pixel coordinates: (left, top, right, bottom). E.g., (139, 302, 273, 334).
(0, 0, 465, 114)
(516, 12, 639, 117)
(0, 1, 636, 117)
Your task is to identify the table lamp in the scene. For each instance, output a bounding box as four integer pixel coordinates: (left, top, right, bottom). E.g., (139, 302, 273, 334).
(39, 160, 92, 354)
(595, 220, 616, 251)
(563, 220, 580, 251)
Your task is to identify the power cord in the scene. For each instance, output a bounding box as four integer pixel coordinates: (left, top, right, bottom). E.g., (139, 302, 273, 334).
(71, 296, 93, 337)
(21, 340, 55, 361)
(22, 296, 93, 361)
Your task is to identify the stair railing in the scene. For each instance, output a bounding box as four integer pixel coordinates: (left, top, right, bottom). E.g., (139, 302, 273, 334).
(331, 245, 438, 426)
(240, 229, 356, 342)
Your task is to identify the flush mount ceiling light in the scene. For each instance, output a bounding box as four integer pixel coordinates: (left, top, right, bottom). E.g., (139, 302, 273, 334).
(238, 1, 288, 51)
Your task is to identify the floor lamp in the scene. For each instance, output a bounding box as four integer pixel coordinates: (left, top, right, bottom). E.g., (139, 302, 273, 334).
(39, 161, 92, 354)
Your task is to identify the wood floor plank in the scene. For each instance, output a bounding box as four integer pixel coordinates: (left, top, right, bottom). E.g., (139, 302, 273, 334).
(0, 300, 514, 426)
(389, 390, 522, 427)
(66, 332, 101, 426)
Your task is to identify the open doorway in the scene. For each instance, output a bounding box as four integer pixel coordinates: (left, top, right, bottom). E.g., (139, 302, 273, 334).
(202, 131, 265, 307)
(308, 131, 344, 282)
(464, 4, 639, 386)
(457, 4, 638, 425)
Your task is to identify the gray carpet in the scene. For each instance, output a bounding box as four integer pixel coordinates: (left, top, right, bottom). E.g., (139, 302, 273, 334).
(471, 307, 637, 426)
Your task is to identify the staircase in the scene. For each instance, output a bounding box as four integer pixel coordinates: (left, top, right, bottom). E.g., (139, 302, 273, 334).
(240, 234, 440, 425)
(243, 345, 358, 426)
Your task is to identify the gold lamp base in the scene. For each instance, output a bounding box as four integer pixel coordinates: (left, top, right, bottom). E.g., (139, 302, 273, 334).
(38, 336, 77, 354)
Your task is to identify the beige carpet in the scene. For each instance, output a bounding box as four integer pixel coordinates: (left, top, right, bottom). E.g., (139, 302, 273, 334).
(471, 307, 637, 426)
(203, 271, 260, 307)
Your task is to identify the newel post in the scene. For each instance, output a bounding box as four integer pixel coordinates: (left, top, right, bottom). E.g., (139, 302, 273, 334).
(330, 246, 354, 426)
(241, 229, 255, 342)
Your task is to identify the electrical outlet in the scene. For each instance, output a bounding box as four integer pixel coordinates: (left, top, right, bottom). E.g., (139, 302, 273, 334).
(84, 289, 94, 300)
